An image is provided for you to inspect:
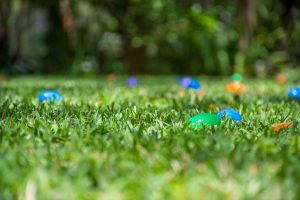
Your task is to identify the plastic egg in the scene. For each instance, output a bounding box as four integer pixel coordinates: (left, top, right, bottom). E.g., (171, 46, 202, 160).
(217, 108, 242, 122)
(188, 113, 221, 129)
(226, 82, 247, 93)
(288, 87, 300, 99)
(187, 79, 201, 90)
(276, 74, 286, 85)
(127, 76, 138, 87)
(38, 90, 61, 103)
(231, 73, 243, 82)
(272, 122, 293, 132)
(178, 77, 192, 88)
(106, 74, 116, 83)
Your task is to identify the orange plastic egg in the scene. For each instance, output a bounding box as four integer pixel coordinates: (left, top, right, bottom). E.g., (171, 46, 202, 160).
(276, 74, 286, 85)
(106, 74, 116, 83)
(226, 82, 247, 93)
(272, 122, 293, 132)
(0, 74, 6, 82)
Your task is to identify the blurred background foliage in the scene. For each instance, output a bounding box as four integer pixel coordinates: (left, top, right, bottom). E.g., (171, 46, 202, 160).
(0, 0, 299, 75)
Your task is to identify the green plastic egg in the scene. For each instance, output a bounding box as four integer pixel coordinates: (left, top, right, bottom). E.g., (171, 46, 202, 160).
(188, 113, 221, 129)
(231, 73, 243, 82)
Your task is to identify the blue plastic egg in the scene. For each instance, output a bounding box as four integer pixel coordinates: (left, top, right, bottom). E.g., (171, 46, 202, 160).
(217, 108, 242, 122)
(38, 90, 62, 103)
(127, 76, 138, 87)
(288, 87, 300, 99)
(187, 79, 201, 90)
(178, 76, 191, 88)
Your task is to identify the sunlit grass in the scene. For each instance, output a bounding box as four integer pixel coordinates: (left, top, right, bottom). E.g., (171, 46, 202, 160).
(0, 76, 300, 200)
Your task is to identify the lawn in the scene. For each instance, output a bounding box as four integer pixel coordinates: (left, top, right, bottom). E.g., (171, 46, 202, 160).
(0, 76, 300, 200)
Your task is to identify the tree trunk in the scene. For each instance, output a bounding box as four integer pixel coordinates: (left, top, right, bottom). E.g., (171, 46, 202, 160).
(0, 0, 10, 71)
(43, 0, 73, 73)
(123, 44, 147, 74)
(238, 0, 257, 52)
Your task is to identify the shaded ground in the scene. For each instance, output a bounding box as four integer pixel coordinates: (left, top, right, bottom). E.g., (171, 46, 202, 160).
(0, 76, 300, 199)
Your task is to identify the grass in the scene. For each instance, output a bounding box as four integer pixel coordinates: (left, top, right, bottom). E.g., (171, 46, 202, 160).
(0, 76, 300, 200)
